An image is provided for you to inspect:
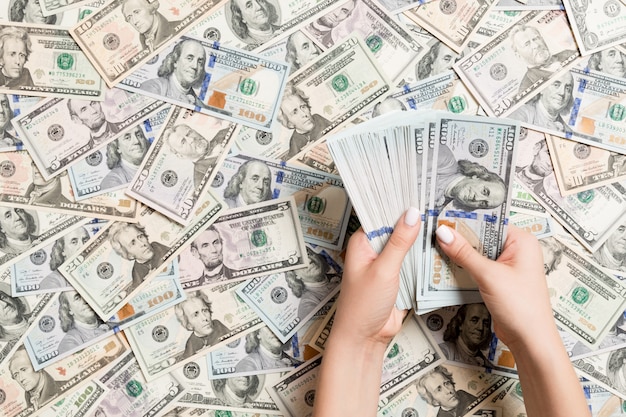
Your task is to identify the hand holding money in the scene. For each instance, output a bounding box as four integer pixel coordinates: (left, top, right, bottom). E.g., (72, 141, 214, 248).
(434, 224, 590, 417)
(313, 207, 420, 417)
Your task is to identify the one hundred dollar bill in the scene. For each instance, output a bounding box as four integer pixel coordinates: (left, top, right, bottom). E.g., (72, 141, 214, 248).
(0, 151, 139, 221)
(235, 36, 391, 164)
(208, 153, 352, 249)
(237, 245, 342, 343)
(96, 352, 185, 417)
(61, 193, 224, 320)
(67, 107, 169, 200)
(174, 358, 282, 413)
(563, 0, 626, 55)
(119, 35, 290, 131)
(207, 324, 310, 379)
(454, 11, 579, 117)
(0, 22, 104, 99)
(301, 0, 424, 82)
(421, 304, 517, 375)
(125, 283, 263, 381)
(422, 115, 519, 298)
(515, 128, 626, 251)
(573, 347, 626, 400)
(404, 0, 496, 53)
(582, 380, 626, 416)
(70, 0, 224, 86)
(127, 106, 236, 225)
(39, 380, 108, 417)
(0, 266, 56, 367)
(13, 88, 164, 180)
(0, 94, 41, 153)
(9, 222, 102, 296)
(308, 303, 335, 352)
(186, 0, 337, 51)
(546, 133, 626, 196)
(540, 236, 626, 348)
(24, 268, 184, 370)
(0, 209, 85, 269)
(508, 67, 626, 155)
(377, 363, 510, 417)
(0, 335, 128, 417)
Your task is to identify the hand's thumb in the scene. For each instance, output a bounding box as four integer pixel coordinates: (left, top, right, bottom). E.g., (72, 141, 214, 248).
(435, 224, 491, 280)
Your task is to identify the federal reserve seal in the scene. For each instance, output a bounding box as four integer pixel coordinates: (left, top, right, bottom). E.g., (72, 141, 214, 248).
(203, 28, 221, 41)
(183, 362, 201, 379)
(211, 171, 224, 188)
(402, 408, 419, 417)
(39, 315, 55, 333)
(0, 389, 5, 405)
(103, 33, 121, 51)
(426, 313, 444, 331)
(573, 143, 590, 159)
(47, 124, 64, 141)
(489, 63, 507, 81)
(152, 325, 169, 342)
(30, 249, 47, 266)
(0, 160, 14, 177)
(604, 0, 621, 17)
(256, 130, 273, 145)
(468, 138, 489, 158)
(161, 170, 178, 187)
(440, 0, 457, 13)
(304, 389, 316, 407)
(271, 286, 288, 304)
(126, 380, 143, 397)
(86, 150, 103, 166)
(96, 262, 114, 280)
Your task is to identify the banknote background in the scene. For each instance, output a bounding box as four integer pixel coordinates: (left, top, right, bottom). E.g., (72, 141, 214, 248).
(2, 0, 626, 416)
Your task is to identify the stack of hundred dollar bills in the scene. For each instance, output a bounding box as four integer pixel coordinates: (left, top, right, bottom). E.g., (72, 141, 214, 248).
(1, 0, 626, 416)
(328, 110, 520, 313)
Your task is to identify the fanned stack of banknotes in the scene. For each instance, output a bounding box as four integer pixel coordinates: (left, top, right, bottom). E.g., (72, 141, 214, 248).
(0, 0, 625, 416)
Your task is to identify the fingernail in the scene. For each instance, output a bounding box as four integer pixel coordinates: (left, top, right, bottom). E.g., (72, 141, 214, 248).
(405, 207, 419, 226)
(436, 225, 454, 244)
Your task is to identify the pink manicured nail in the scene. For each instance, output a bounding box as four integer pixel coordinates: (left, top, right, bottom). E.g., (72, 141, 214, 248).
(436, 225, 454, 244)
(405, 207, 419, 226)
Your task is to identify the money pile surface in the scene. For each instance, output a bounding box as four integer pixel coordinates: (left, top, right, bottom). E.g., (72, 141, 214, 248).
(0, 0, 626, 416)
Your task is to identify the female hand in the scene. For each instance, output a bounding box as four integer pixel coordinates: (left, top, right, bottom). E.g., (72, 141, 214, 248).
(332, 207, 421, 347)
(435, 224, 554, 350)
